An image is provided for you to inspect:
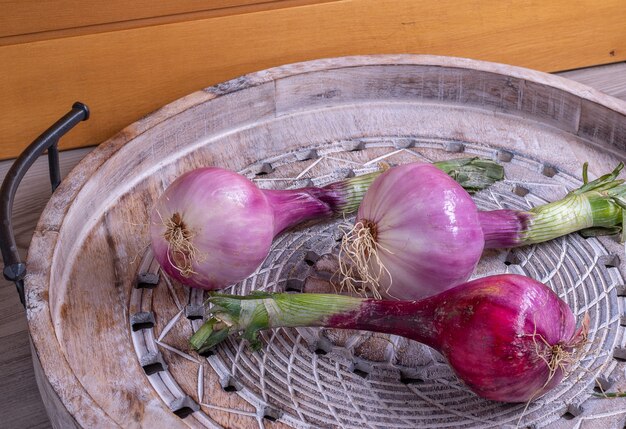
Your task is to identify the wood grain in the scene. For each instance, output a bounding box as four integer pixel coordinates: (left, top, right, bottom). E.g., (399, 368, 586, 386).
(1, 60, 626, 429)
(560, 62, 626, 101)
(0, 149, 91, 429)
(0, 0, 336, 43)
(2, 0, 626, 160)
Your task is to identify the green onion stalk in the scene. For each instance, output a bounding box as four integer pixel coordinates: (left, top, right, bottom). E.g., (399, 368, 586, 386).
(479, 163, 626, 248)
(326, 157, 504, 214)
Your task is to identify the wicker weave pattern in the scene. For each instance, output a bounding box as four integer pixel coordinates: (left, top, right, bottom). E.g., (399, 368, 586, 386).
(131, 138, 626, 429)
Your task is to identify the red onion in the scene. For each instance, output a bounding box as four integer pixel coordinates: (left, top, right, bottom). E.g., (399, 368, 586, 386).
(189, 274, 588, 403)
(151, 168, 275, 289)
(341, 162, 625, 300)
(150, 158, 503, 290)
(340, 162, 484, 300)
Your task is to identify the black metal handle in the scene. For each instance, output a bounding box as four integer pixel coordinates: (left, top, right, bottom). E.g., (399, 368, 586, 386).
(0, 102, 90, 306)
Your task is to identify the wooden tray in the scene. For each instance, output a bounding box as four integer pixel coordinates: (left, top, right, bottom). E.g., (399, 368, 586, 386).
(26, 55, 626, 428)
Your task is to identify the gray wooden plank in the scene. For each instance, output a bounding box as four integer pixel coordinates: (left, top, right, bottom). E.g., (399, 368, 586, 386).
(0, 148, 92, 429)
(0, 326, 51, 429)
(560, 61, 626, 101)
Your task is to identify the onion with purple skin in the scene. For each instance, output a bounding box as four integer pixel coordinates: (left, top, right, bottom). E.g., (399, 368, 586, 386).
(151, 168, 275, 289)
(150, 158, 504, 290)
(340, 163, 484, 300)
(189, 274, 588, 403)
(341, 162, 625, 300)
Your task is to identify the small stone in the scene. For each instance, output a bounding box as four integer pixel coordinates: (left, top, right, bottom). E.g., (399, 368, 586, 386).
(444, 141, 465, 153)
(599, 254, 620, 268)
(140, 351, 167, 375)
(497, 150, 514, 162)
(613, 347, 626, 361)
(184, 304, 205, 320)
(595, 376, 615, 391)
(136, 272, 159, 288)
(512, 185, 530, 197)
(393, 138, 415, 149)
(341, 140, 365, 151)
(566, 401, 585, 417)
(541, 164, 558, 178)
(254, 162, 274, 176)
(169, 396, 199, 419)
(130, 312, 155, 331)
(295, 149, 319, 161)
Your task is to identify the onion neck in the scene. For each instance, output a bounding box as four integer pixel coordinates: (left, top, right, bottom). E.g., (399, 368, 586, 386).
(480, 195, 622, 249)
(480, 163, 626, 248)
(265, 157, 506, 235)
(190, 292, 441, 353)
(327, 299, 442, 349)
(264, 188, 334, 235)
(264, 172, 381, 235)
(479, 210, 530, 248)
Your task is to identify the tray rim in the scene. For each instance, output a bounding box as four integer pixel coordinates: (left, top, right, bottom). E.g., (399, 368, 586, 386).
(24, 54, 626, 429)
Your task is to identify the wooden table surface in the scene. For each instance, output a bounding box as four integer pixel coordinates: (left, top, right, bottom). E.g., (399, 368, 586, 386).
(1, 62, 626, 429)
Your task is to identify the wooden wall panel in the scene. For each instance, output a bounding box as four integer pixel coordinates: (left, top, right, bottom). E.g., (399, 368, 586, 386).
(1, 0, 625, 160)
(0, 0, 334, 44)
(0, 1, 264, 37)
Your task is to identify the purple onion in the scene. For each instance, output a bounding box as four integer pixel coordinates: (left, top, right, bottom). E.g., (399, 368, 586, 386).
(342, 163, 484, 300)
(190, 274, 588, 403)
(342, 162, 625, 300)
(150, 159, 503, 290)
(151, 168, 275, 289)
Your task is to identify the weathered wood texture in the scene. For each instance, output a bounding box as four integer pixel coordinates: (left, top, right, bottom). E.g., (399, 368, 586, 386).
(0, 149, 91, 429)
(1, 58, 626, 428)
(2, 0, 626, 160)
